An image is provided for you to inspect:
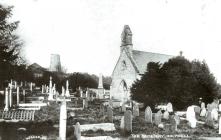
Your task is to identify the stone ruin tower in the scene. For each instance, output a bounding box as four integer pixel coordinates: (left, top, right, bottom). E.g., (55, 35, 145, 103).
(49, 54, 61, 72)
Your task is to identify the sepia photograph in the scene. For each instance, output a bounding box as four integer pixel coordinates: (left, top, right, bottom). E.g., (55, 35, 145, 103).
(1, 0, 221, 139)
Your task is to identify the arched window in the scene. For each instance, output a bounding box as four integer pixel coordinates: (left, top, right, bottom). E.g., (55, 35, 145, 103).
(119, 80, 128, 92)
(121, 60, 127, 70)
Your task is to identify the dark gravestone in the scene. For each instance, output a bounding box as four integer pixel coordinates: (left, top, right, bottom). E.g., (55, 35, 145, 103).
(124, 110, 132, 133)
(107, 106, 113, 123)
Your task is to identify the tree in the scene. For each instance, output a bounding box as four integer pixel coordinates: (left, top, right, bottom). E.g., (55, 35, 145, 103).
(131, 56, 220, 110)
(0, 5, 23, 88)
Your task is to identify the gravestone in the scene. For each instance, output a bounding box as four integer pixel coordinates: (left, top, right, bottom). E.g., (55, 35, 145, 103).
(219, 117, 221, 134)
(122, 103, 126, 112)
(17, 87, 19, 106)
(100, 104, 105, 116)
(124, 110, 132, 133)
(206, 111, 214, 128)
(4, 88, 9, 111)
(219, 104, 221, 112)
(201, 102, 205, 109)
(211, 108, 218, 121)
(194, 106, 201, 115)
(107, 106, 113, 123)
(200, 108, 207, 117)
(145, 106, 152, 123)
(167, 102, 173, 113)
(133, 103, 139, 117)
(120, 116, 124, 130)
(74, 122, 81, 140)
(207, 104, 213, 112)
(171, 117, 177, 132)
(154, 111, 162, 126)
(109, 99, 113, 107)
(186, 106, 197, 128)
(163, 111, 169, 120)
(174, 114, 180, 125)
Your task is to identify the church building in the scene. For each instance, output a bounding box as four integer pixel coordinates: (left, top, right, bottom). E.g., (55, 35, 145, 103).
(110, 25, 174, 102)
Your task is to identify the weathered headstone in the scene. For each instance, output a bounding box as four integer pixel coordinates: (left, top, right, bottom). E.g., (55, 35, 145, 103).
(107, 106, 113, 123)
(167, 102, 173, 113)
(120, 116, 124, 130)
(201, 102, 205, 109)
(122, 103, 126, 112)
(171, 117, 177, 132)
(211, 108, 218, 121)
(65, 80, 70, 97)
(59, 101, 67, 140)
(109, 99, 113, 107)
(100, 104, 105, 116)
(163, 111, 169, 120)
(124, 110, 132, 133)
(17, 87, 19, 106)
(145, 106, 152, 123)
(200, 108, 207, 117)
(174, 114, 180, 125)
(4, 88, 9, 111)
(186, 106, 197, 128)
(23, 89, 25, 103)
(74, 122, 81, 140)
(219, 117, 221, 134)
(154, 111, 162, 126)
(133, 103, 139, 117)
(194, 106, 201, 115)
(9, 87, 12, 107)
(219, 104, 221, 112)
(206, 111, 214, 128)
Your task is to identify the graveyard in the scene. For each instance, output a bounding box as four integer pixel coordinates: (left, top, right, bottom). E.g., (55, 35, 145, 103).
(1, 77, 221, 140)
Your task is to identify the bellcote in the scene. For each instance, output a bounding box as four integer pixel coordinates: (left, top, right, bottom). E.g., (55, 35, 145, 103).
(120, 25, 133, 54)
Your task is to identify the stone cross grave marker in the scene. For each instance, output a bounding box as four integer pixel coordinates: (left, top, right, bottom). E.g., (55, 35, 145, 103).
(74, 122, 81, 140)
(107, 106, 113, 123)
(145, 106, 152, 123)
(124, 110, 132, 133)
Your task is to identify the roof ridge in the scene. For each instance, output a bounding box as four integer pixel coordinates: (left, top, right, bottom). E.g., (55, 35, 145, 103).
(132, 49, 173, 57)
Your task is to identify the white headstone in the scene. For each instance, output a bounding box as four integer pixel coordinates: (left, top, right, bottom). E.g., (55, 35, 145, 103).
(65, 80, 70, 97)
(17, 87, 19, 106)
(211, 108, 218, 121)
(30, 82, 33, 92)
(9, 87, 12, 107)
(163, 111, 169, 120)
(145, 106, 152, 123)
(4, 88, 9, 111)
(48, 76, 54, 100)
(201, 102, 206, 109)
(74, 122, 81, 140)
(186, 106, 197, 128)
(59, 101, 67, 140)
(120, 116, 124, 130)
(200, 108, 207, 117)
(219, 104, 221, 112)
(167, 102, 173, 113)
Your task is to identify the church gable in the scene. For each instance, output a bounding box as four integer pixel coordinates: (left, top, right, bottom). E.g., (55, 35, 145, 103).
(112, 49, 138, 79)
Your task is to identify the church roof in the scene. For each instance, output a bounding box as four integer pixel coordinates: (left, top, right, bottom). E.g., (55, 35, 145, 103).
(132, 50, 174, 74)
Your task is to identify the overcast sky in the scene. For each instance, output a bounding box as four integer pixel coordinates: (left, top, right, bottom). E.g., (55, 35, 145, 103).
(2, 0, 221, 83)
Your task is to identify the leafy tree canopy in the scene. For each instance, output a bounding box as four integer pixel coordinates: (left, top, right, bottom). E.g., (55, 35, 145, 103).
(131, 56, 221, 110)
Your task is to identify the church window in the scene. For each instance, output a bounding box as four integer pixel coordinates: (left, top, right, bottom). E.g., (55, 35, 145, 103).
(122, 60, 127, 70)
